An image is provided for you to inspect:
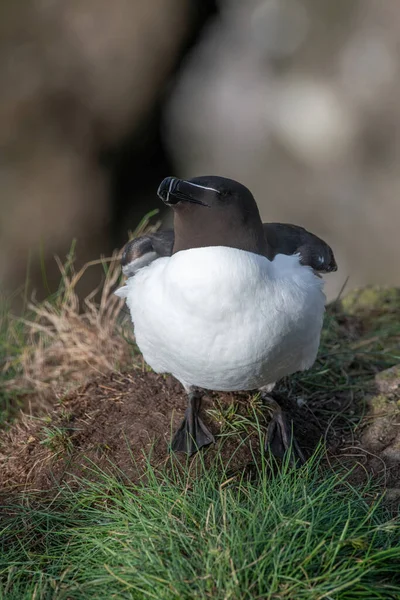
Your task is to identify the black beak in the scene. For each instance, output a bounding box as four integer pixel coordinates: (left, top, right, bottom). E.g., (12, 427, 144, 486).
(326, 252, 338, 273)
(157, 177, 214, 207)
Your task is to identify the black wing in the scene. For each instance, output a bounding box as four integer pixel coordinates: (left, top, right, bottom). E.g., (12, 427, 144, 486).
(263, 223, 337, 273)
(121, 224, 337, 275)
(121, 230, 174, 276)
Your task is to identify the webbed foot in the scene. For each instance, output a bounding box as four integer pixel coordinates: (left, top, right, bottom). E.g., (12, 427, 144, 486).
(171, 390, 215, 455)
(262, 395, 305, 466)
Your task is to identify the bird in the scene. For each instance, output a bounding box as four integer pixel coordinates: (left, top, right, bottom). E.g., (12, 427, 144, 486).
(115, 175, 337, 461)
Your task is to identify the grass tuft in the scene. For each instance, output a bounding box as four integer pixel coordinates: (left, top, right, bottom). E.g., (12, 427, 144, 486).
(39, 425, 74, 457)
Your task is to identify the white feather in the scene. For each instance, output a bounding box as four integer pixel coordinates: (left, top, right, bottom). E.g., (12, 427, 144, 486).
(121, 246, 326, 392)
(114, 285, 129, 299)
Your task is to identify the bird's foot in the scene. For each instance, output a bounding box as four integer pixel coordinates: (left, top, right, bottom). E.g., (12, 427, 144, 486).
(262, 395, 305, 466)
(171, 390, 215, 456)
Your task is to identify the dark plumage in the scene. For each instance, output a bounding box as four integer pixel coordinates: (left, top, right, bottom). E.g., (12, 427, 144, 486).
(121, 223, 337, 276)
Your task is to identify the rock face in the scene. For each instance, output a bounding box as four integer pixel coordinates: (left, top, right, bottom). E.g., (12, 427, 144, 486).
(335, 285, 400, 496)
(361, 366, 400, 465)
(339, 286, 400, 471)
(375, 366, 400, 396)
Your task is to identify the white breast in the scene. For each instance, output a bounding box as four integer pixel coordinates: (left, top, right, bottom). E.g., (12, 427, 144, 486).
(119, 246, 326, 391)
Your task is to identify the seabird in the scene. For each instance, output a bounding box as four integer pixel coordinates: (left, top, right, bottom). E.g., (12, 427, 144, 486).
(116, 176, 337, 461)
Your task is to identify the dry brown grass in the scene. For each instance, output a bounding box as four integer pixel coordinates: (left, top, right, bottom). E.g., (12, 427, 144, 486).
(4, 252, 135, 411)
(1, 212, 163, 421)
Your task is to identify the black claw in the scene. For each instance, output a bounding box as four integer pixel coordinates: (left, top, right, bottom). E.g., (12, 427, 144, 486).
(171, 391, 215, 455)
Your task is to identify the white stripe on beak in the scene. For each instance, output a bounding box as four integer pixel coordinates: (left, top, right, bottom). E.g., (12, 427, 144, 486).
(167, 177, 175, 204)
(185, 181, 220, 194)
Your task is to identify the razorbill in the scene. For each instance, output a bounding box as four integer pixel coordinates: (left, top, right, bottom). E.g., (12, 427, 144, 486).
(116, 176, 337, 460)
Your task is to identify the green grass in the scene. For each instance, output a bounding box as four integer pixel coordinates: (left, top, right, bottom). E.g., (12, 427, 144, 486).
(1, 449, 400, 600)
(39, 425, 74, 457)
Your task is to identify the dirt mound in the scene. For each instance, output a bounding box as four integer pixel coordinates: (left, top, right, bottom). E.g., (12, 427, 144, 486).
(1, 370, 333, 492)
(2, 364, 400, 496)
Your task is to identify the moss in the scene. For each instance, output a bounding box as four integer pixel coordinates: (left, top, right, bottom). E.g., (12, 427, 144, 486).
(341, 286, 400, 315)
(369, 394, 393, 412)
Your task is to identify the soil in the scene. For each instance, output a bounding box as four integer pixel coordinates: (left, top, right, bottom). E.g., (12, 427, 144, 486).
(2, 365, 394, 495)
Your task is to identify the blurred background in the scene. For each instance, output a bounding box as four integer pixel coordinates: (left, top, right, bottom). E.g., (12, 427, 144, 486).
(1, 0, 399, 303)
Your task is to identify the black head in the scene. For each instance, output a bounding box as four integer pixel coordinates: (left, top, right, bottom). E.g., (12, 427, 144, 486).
(158, 175, 254, 208)
(157, 176, 268, 255)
